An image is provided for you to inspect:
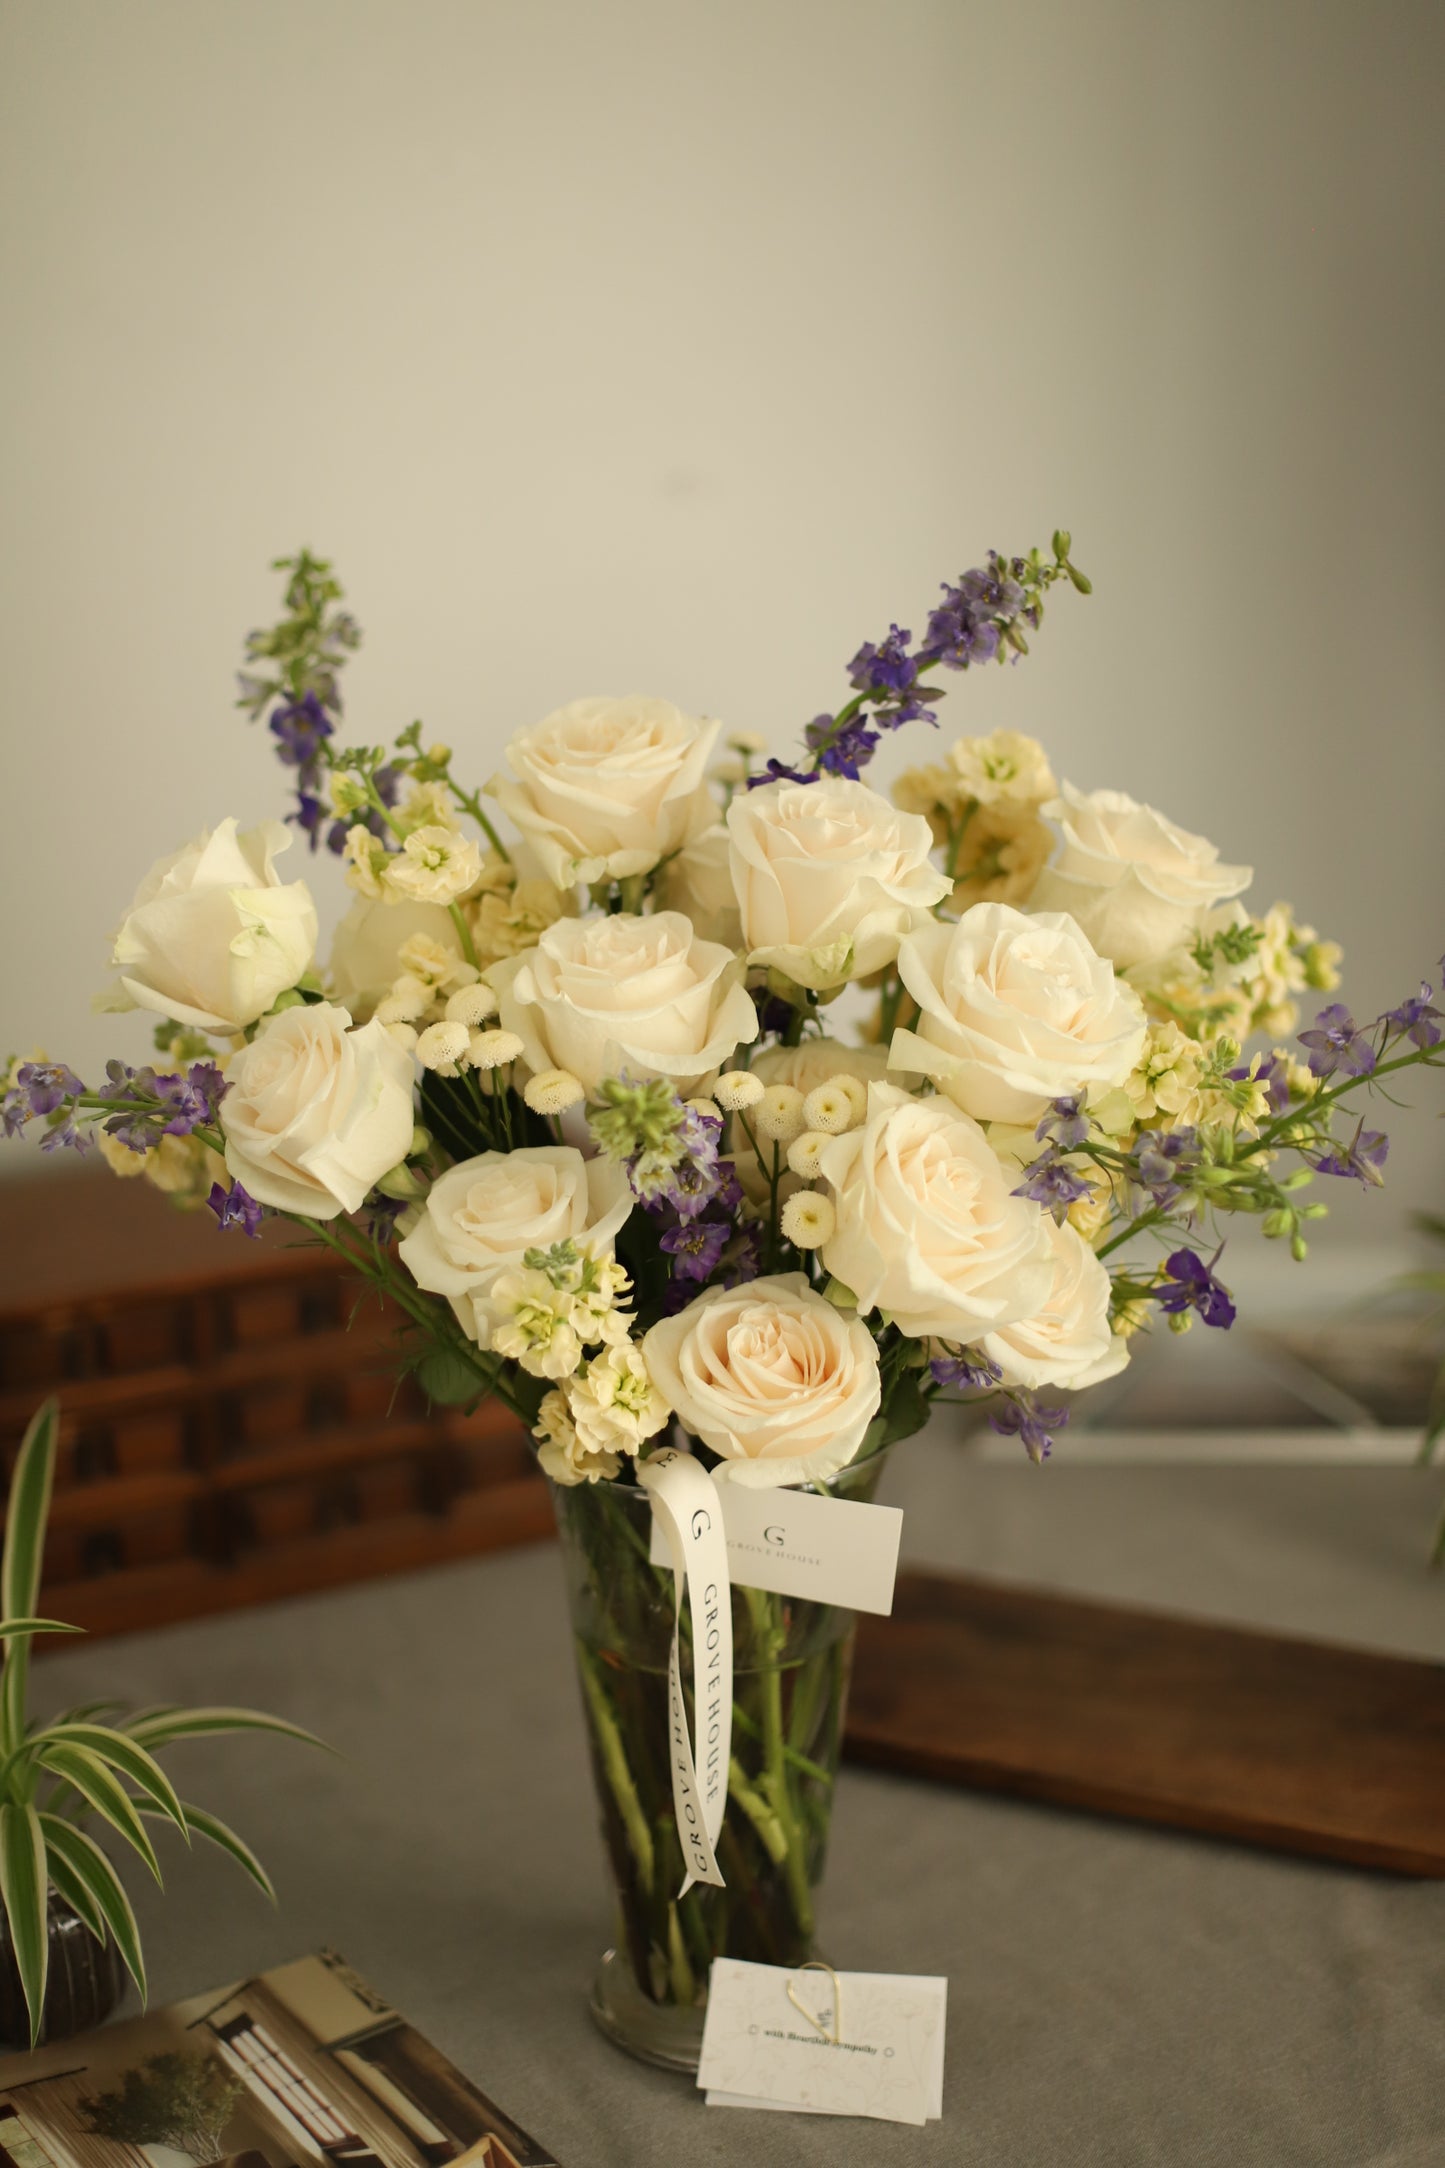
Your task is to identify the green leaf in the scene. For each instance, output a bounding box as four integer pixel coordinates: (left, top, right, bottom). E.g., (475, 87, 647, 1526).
(0, 1620, 80, 1642)
(39, 1816, 146, 2001)
(31, 1726, 187, 1839)
(0, 1802, 48, 2044)
(414, 1344, 490, 1407)
(140, 1801, 275, 1903)
(2, 1401, 59, 1757)
(123, 1706, 329, 1754)
(41, 1842, 106, 1942)
(34, 1745, 162, 1883)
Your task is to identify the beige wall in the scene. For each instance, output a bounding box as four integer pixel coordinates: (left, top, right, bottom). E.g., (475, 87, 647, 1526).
(1, 0, 1441, 1272)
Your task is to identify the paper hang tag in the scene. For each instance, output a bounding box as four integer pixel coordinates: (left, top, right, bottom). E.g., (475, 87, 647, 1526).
(650, 1480, 902, 1616)
(697, 1959, 947, 2125)
(637, 1450, 733, 1897)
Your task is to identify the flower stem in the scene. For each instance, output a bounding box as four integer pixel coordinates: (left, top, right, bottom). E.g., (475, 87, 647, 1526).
(578, 1644, 655, 1887)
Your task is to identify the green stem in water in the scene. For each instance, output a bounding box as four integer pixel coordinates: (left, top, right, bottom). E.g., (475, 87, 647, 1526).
(578, 1645, 655, 1888)
(744, 1587, 815, 1941)
(728, 1757, 789, 1865)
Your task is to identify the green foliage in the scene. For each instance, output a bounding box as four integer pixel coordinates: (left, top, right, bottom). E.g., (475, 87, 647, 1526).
(80, 2051, 244, 2160)
(0, 1399, 325, 2044)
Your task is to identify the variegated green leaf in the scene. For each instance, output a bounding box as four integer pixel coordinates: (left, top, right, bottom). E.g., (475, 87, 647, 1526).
(34, 1745, 161, 1883)
(2, 1402, 59, 1757)
(30, 1726, 187, 1838)
(39, 1815, 145, 2001)
(125, 1706, 329, 1753)
(0, 1802, 48, 2044)
(139, 1800, 275, 1903)
(41, 1842, 106, 1942)
(0, 1620, 80, 1642)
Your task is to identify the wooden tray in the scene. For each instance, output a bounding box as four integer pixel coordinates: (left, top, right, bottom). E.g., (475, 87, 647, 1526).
(845, 1570, 1445, 1877)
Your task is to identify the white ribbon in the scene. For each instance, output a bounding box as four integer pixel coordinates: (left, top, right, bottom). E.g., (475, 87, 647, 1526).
(638, 1447, 733, 1896)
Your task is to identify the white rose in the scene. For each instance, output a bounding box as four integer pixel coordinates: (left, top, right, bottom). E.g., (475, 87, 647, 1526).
(727, 777, 951, 990)
(729, 1037, 889, 1205)
(490, 911, 757, 1095)
(652, 825, 742, 947)
(818, 1083, 1052, 1342)
(398, 1145, 632, 1344)
(642, 1272, 881, 1488)
(1029, 783, 1253, 970)
(487, 696, 719, 887)
(982, 1216, 1128, 1392)
(328, 897, 465, 1019)
(220, 1001, 415, 1218)
(103, 819, 318, 1033)
(890, 903, 1147, 1125)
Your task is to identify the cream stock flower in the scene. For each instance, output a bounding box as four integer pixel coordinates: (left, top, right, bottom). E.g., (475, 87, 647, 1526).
(101, 819, 318, 1034)
(397, 1147, 632, 1345)
(1029, 783, 1253, 971)
(892, 904, 1147, 1125)
(727, 776, 950, 990)
(382, 825, 485, 905)
(491, 911, 756, 1096)
(948, 804, 1054, 911)
(219, 1002, 416, 1218)
(1120, 1020, 1206, 1127)
(534, 1388, 620, 1487)
(472, 877, 573, 967)
(566, 1344, 670, 1460)
(817, 1083, 1053, 1343)
(948, 729, 1056, 808)
(982, 1217, 1129, 1393)
(642, 1273, 881, 1488)
(487, 696, 719, 887)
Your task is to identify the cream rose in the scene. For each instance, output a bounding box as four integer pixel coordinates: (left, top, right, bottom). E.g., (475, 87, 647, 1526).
(220, 1001, 415, 1218)
(890, 903, 1147, 1125)
(727, 777, 951, 990)
(817, 1083, 1052, 1342)
(1029, 783, 1253, 970)
(398, 1145, 632, 1344)
(491, 911, 756, 1095)
(328, 897, 466, 1019)
(729, 1037, 890, 1205)
(652, 825, 742, 948)
(486, 696, 719, 888)
(102, 819, 318, 1033)
(642, 1273, 881, 1487)
(982, 1216, 1128, 1392)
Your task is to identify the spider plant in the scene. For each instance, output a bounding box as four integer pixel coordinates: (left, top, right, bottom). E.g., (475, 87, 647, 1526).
(0, 1397, 325, 2044)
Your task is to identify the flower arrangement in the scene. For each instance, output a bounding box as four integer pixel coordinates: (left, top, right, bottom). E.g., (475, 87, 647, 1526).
(7, 537, 1438, 1477)
(0, 1400, 321, 2045)
(5, 539, 1441, 2055)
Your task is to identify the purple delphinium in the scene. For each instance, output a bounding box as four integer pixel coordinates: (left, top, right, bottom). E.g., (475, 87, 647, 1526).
(930, 1348, 1003, 1392)
(207, 1180, 264, 1238)
(990, 1391, 1069, 1464)
(1013, 1157, 1092, 1222)
(1298, 1003, 1376, 1080)
(1381, 982, 1444, 1051)
(1035, 1095, 1092, 1151)
(919, 583, 1002, 671)
(1134, 1127, 1201, 1208)
(269, 691, 333, 774)
(848, 625, 920, 701)
(1155, 1248, 1236, 1329)
(805, 712, 880, 780)
(11, 1062, 85, 1119)
(1309, 1124, 1389, 1188)
(960, 553, 1025, 622)
(38, 1116, 89, 1155)
(660, 1218, 732, 1284)
(155, 1063, 226, 1134)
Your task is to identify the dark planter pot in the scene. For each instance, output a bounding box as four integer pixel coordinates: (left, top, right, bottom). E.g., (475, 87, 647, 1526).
(0, 1891, 128, 2048)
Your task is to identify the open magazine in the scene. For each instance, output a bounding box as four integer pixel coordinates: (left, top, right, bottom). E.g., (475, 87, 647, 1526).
(0, 1953, 560, 2168)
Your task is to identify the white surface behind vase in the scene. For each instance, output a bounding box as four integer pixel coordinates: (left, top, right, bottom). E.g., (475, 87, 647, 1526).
(1, 0, 1441, 1271)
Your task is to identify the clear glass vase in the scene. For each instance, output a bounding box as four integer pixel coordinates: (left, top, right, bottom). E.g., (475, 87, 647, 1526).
(551, 1445, 891, 2071)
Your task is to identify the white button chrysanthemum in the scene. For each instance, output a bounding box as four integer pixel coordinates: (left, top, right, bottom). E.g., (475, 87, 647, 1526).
(714, 1070, 764, 1111)
(781, 1190, 837, 1248)
(523, 1068, 586, 1115)
(378, 974, 432, 1024)
(824, 1071, 870, 1123)
(786, 1130, 829, 1180)
(416, 1020, 470, 1073)
(383, 1021, 419, 1054)
(467, 1027, 525, 1071)
(754, 1083, 807, 1143)
(445, 984, 499, 1027)
(801, 1083, 854, 1134)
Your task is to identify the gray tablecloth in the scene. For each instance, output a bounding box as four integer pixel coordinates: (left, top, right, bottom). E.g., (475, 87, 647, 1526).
(29, 1439, 1445, 2168)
